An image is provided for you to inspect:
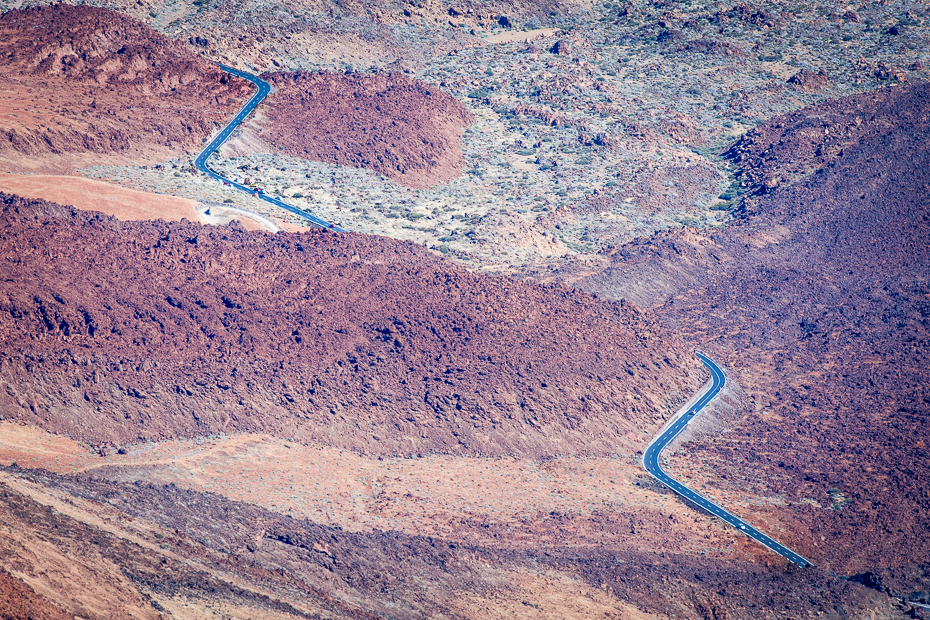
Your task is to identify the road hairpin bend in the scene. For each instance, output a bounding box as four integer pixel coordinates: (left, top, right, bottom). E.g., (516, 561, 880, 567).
(194, 64, 346, 232)
(643, 353, 815, 568)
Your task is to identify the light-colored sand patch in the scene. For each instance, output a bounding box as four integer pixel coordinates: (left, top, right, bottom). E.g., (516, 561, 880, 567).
(0, 174, 203, 222)
(485, 28, 559, 44)
(198, 203, 280, 232)
(0, 422, 91, 467)
(0, 174, 287, 232)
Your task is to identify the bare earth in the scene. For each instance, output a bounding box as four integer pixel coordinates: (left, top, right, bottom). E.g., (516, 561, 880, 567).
(0, 174, 283, 231)
(484, 28, 559, 44)
(0, 175, 201, 222)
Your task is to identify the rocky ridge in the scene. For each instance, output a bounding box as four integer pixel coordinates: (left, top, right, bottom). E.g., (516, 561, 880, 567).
(0, 4, 250, 168)
(255, 71, 474, 188)
(0, 192, 701, 457)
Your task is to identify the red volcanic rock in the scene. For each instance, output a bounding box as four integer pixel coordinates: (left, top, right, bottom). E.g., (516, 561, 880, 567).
(0, 570, 72, 620)
(676, 38, 744, 57)
(0, 465, 897, 620)
(787, 69, 830, 92)
(579, 83, 930, 584)
(0, 193, 701, 457)
(0, 4, 251, 162)
(257, 72, 474, 188)
(549, 39, 573, 55)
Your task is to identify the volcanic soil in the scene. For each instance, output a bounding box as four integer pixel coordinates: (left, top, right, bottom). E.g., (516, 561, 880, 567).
(0, 461, 903, 619)
(249, 71, 474, 188)
(579, 83, 930, 601)
(0, 174, 201, 222)
(0, 188, 914, 618)
(0, 4, 251, 173)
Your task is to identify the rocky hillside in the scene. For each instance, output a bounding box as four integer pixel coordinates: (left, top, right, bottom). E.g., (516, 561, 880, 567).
(0, 192, 701, 457)
(255, 71, 474, 188)
(0, 4, 250, 167)
(579, 83, 930, 595)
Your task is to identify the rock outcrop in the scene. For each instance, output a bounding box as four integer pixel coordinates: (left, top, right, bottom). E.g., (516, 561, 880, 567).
(579, 83, 930, 585)
(0, 5, 251, 164)
(257, 71, 474, 188)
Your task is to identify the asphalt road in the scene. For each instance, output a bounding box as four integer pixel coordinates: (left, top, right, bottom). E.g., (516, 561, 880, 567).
(200, 67, 811, 568)
(643, 352, 815, 568)
(193, 64, 346, 232)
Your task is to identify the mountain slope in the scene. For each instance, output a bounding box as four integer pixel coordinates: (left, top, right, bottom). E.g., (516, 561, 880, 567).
(0, 4, 251, 170)
(0, 193, 700, 458)
(579, 83, 930, 589)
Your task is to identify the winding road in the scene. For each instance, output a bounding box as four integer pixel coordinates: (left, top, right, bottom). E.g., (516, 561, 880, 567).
(201, 64, 812, 568)
(643, 353, 814, 567)
(194, 64, 345, 231)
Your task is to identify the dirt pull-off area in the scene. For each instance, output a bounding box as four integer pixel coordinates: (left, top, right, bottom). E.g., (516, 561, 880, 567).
(257, 72, 474, 188)
(0, 4, 251, 171)
(0, 174, 277, 230)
